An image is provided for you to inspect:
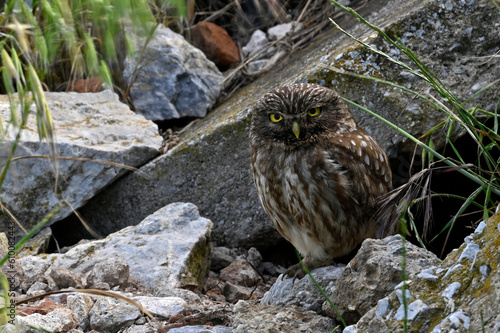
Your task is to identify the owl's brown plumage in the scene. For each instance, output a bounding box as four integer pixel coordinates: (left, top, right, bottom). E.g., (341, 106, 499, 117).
(250, 83, 392, 275)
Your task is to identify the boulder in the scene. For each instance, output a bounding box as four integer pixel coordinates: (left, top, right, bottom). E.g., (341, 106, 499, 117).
(324, 235, 440, 324)
(0, 90, 162, 239)
(124, 25, 224, 121)
(352, 210, 500, 332)
(46, 202, 212, 295)
(262, 235, 440, 322)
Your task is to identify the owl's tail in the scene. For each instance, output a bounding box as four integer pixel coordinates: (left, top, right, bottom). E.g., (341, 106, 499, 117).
(373, 167, 440, 239)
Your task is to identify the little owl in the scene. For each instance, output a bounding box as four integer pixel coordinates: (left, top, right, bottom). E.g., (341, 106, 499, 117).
(250, 83, 392, 277)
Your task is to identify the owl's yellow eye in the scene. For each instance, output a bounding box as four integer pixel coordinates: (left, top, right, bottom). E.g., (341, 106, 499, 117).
(307, 107, 321, 117)
(307, 108, 321, 117)
(269, 113, 283, 123)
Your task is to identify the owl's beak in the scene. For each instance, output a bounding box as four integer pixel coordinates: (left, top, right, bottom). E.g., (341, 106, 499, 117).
(292, 122, 300, 139)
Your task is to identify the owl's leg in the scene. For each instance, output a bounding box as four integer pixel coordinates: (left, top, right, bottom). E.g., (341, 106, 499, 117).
(284, 257, 334, 281)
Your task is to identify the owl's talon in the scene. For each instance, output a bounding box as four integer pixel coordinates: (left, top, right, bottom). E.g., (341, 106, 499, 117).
(282, 263, 307, 281)
(282, 257, 332, 282)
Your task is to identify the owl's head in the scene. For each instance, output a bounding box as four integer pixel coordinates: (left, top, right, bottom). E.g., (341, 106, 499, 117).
(250, 83, 357, 148)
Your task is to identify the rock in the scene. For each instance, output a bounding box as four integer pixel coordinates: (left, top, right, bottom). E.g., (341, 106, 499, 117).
(223, 282, 252, 303)
(90, 282, 111, 290)
(343, 325, 358, 333)
(245, 247, 263, 270)
(48, 203, 212, 295)
(0, 232, 24, 290)
(211, 247, 238, 271)
(169, 326, 233, 333)
(232, 300, 336, 333)
(157, 288, 201, 303)
(245, 59, 269, 73)
(49, 267, 83, 289)
(0, 324, 16, 333)
(0, 90, 162, 239)
(26, 281, 50, 297)
(88, 297, 142, 332)
(18, 255, 51, 292)
(324, 235, 441, 324)
(57, 0, 500, 251)
(241, 29, 275, 74)
(67, 77, 103, 93)
(219, 259, 261, 287)
(18, 300, 62, 316)
(241, 29, 273, 58)
(122, 324, 156, 333)
(267, 22, 303, 41)
(259, 261, 284, 276)
(204, 270, 226, 302)
(262, 265, 344, 313)
(240, 22, 303, 76)
(191, 21, 240, 71)
(86, 256, 129, 288)
(16, 308, 77, 333)
(17, 227, 52, 258)
(123, 24, 223, 121)
(67, 293, 94, 331)
(133, 296, 186, 319)
(59, 239, 92, 254)
(352, 212, 500, 332)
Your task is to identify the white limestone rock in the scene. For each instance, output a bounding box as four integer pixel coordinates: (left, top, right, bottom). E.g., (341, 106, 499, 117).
(0, 90, 162, 238)
(46, 203, 212, 295)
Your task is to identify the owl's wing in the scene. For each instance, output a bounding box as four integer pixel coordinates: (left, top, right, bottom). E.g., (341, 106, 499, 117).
(326, 128, 392, 209)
